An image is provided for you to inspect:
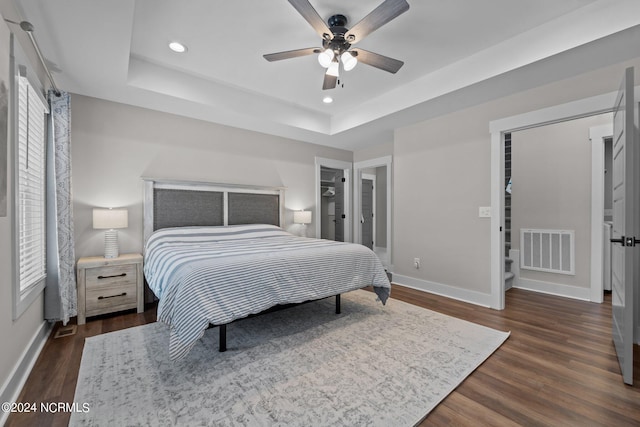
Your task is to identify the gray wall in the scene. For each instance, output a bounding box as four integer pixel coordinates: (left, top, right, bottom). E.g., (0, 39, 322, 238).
(511, 114, 611, 289)
(71, 95, 352, 259)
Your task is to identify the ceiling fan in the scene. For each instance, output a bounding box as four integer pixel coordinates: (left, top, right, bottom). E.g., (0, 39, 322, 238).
(263, 0, 410, 90)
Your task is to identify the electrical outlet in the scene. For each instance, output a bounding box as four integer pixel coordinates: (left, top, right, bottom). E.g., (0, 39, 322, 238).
(413, 258, 420, 269)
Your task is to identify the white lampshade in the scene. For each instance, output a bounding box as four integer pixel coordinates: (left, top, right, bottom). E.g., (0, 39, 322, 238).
(341, 51, 357, 71)
(93, 208, 128, 259)
(293, 210, 312, 225)
(93, 208, 128, 229)
(326, 61, 339, 77)
(318, 49, 334, 68)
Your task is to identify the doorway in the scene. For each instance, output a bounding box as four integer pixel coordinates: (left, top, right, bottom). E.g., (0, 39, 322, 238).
(489, 89, 639, 310)
(504, 114, 611, 303)
(361, 173, 376, 250)
(315, 157, 351, 242)
(319, 166, 345, 241)
(354, 156, 392, 269)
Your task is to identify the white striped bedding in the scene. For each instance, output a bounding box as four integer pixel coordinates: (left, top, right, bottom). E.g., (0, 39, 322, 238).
(144, 224, 391, 360)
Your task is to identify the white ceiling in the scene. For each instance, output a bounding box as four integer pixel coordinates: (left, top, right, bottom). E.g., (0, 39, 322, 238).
(12, 0, 640, 150)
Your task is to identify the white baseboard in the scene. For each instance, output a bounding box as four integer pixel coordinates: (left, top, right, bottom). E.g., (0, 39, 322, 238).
(514, 278, 591, 301)
(509, 249, 592, 302)
(392, 274, 493, 308)
(0, 321, 52, 426)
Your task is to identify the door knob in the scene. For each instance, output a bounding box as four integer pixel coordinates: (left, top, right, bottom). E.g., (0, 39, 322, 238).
(611, 236, 639, 247)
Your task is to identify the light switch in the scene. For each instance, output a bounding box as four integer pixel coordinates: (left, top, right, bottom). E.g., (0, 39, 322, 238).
(478, 207, 491, 218)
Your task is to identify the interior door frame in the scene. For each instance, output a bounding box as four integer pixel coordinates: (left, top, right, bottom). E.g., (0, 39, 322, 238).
(315, 157, 352, 242)
(489, 89, 639, 310)
(589, 123, 613, 303)
(354, 156, 392, 269)
(362, 172, 377, 248)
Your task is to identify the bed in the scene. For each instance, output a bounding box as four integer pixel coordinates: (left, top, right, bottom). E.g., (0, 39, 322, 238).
(142, 179, 391, 360)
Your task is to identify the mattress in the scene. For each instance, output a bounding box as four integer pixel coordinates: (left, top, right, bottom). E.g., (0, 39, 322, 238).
(144, 224, 391, 360)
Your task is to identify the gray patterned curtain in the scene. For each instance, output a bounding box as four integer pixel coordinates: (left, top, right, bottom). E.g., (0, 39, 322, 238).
(45, 90, 77, 324)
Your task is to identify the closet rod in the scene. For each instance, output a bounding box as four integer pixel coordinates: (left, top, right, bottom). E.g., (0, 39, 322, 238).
(4, 19, 61, 96)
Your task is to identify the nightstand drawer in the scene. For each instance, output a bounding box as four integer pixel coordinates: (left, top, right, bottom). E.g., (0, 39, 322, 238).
(76, 253, 144, 325)
(86, 281, 137, 314)
(85, 264, 137, 289)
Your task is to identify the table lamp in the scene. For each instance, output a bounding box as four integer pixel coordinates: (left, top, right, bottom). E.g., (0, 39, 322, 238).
(93, 208, 128, 258)
(293, 210, 312, 237)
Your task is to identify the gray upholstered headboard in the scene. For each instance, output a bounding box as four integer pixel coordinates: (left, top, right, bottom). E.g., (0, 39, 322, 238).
(142, 178, 286, 244)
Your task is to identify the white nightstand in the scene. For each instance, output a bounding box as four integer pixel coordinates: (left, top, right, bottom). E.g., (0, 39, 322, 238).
(76, 253, 144, 325)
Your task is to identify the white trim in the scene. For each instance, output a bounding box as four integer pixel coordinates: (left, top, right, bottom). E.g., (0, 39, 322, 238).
(489, 88, 640, 309)
(490, 131, 504, 309)
(514, 278, 591, 301)
(353, 155, 392, 267)
(0, 321, 51, 426)
(315, 157, 352, 242)
(489, 92, 618, 134)
(145, 178, 286, 194)
(589, 123, 613, 303)
(393, 274, 493, 308)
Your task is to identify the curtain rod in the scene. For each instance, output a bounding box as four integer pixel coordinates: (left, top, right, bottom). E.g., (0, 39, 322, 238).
(4, 19, 61, 96)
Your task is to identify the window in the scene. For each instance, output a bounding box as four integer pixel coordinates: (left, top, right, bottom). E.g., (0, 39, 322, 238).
(14, 74, 48, 317)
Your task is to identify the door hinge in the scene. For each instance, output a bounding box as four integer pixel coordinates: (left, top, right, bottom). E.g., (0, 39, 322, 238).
(341, 177, 346, 183)
(626, 236, 639, 247)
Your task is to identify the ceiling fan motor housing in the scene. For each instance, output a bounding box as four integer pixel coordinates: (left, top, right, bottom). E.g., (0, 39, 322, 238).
(327, 14, 348, 28)
(324, 14, 352, 55)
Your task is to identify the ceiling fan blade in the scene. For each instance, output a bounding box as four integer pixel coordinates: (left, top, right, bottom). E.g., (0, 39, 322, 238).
(263, 47, 319, 62)
(288, 0, 333, 40)
(345, 0, 409, 44)
(352, 48, 404, 74)
(322, 73, 337, 90)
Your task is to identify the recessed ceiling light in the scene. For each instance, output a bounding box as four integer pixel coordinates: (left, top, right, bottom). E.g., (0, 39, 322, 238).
(169, 42, 187, 53)
(322, 96, 333, 104)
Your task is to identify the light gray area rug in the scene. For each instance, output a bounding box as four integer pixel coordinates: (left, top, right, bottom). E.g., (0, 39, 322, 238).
(70, 290, 509, 426)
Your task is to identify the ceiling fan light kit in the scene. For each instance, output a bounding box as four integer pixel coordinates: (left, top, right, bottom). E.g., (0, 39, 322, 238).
(263, 0, 410, 90)
(326, 60, 340, 77)
(318, 48, 334, 67)
(341, 51, 357, 71)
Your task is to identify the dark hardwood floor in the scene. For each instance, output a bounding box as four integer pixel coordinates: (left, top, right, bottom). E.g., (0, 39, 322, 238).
(6, 285, 640, 426)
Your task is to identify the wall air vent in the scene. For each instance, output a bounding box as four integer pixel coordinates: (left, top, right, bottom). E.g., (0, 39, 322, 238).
(520, 229, 575, 275)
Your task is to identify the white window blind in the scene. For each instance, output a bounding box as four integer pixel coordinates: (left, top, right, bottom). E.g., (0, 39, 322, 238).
(17, 76, 47, 294)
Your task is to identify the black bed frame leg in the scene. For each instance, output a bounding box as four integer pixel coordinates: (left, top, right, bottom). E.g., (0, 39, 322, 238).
(219, 324, 227, 352)
(336, 294, 341, 314)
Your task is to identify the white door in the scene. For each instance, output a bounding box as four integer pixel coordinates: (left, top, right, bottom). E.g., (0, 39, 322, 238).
(334, 169, 345, 242)
(611, 67, 638, 385)
(361, 178, 374, 249)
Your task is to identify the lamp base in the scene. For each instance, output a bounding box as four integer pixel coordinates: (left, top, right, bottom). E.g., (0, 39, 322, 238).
(104, 229, 119, 259)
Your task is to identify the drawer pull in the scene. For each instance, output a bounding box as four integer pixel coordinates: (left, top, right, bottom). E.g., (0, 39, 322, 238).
(98, 292, 127, 300)
(97, 273, 127, 279)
